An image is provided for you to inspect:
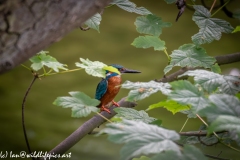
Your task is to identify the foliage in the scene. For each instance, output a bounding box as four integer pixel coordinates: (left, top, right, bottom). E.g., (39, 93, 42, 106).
(113, 107, 156, 123)
(99, 120, 180, 160)
(53, 92, 100, 118)
(29, 51, 68, 72)
(191, 5, 234, 45)
(164, 44, 216, 74)
(84, 13, 101, 32)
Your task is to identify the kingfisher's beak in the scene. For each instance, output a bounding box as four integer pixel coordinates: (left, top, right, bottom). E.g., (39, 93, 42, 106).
(121, 68, 141, 74)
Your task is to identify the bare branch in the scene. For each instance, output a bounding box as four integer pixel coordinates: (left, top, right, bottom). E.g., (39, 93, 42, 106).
(157, 52, 240, 82)
(179, 131, 227, 136)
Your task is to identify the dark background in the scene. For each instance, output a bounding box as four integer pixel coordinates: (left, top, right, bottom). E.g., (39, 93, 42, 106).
(0, 1, 240, 159)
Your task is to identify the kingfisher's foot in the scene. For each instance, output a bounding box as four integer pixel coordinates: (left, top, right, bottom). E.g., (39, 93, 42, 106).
(112, 101, 120, 107)
(100, 106, 111, 114)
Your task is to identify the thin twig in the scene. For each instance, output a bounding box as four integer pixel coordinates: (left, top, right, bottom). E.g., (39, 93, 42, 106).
(209, 0, 217, 13)
(179, 117, 189, 132)
(196, 114, 240, 153)
(179, 130, 227, 136)
(22, 72, 38, 160)
(204, 154, 231, 160)
(211, 0, 230, 17)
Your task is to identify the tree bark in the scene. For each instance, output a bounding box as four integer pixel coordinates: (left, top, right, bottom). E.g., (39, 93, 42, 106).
(0, 0, 111, 74)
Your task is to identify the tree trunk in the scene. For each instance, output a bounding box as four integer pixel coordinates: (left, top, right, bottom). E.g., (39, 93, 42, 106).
(0, 0, 111, 74)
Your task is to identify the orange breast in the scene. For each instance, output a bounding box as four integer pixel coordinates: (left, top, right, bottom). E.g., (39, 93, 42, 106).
(100, 76, 122, 106)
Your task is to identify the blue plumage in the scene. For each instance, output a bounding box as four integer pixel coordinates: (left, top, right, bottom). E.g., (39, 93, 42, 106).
(95, 79, 108, 100)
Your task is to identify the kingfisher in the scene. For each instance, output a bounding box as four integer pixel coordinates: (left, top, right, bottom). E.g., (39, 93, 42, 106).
(95, 64, 141, 113)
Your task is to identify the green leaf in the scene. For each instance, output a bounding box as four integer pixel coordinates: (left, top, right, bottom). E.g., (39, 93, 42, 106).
(199, 94, 240, 122)
(132, 36, 166, 51)
(114, 107, 156, 123)
(164, 44, 216, 74)
(192, 5, 234, 45)
(147, 100, 190, 114)
(135, 14, 171, 36)
(111, 0, 151, 15)
(150, 119, 162, 126)
(164, 0, 176, 4)
(208, 115, 240, 138)
(169, 80, 209, 114)
(236, 93, 240, 100)
(84, 13, 101, 32)
(99, 120, 180, 160)
(30, 51, 68, 72)
(232, 26, 240, 33)
(180, 70, 240, 95)
(122, 80, 171, 101)
(53, 91, 100, 118)
(75, 58, 107, 78)
(152, 145, 207, 160)
(210, 63, 221, 73)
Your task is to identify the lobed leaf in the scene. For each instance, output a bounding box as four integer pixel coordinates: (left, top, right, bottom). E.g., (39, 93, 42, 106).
(75, 58, 107, 78)
(53, 91, 100, 118)
(135, 14, 171, 36)
(84, 13, 101, 32)
(152, 145, 207, 160)
(99, 120, 180, 160)
(208, 115, 240, 139)
(164, 44, 215, 74)
(111, 0, 151, 15)
(169, 80, 209, 115)
(30, 51, 68, 72)
(147, 100, 190, 114)
(114, 107, 156, 123)
(199, 94, 240, 122)
(192, 5, 234, 45)
(180, 69, 240, 95)
(132, 36, 166, 51)
(122, 80, 171, 101)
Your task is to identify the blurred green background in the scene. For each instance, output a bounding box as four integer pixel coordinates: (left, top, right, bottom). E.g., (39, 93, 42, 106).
(0, 1, 240, 160)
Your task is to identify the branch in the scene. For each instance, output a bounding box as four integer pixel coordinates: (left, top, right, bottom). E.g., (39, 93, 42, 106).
(157, 52, 240, 82)
(40, 98, 136, 160)
(22, 72, 38, 160)
(179, 131, 227, 136)
(0, 0, 111, 74)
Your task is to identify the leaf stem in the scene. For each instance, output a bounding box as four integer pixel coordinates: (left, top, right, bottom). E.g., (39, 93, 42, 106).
(179, 118, 189, 132)
(211, 0, 230, 17)
(209, 0, 217, 13)
(42, 66, 47, 75)
(96, 112, 113, 123)
(21, 64, 32, 71)
(39, 68, 82, 77)
(163, 48, 171, 62)
(196, 114, 240, 153)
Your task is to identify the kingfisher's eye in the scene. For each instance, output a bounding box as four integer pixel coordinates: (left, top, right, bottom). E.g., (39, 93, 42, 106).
(120, 68, 125, 71)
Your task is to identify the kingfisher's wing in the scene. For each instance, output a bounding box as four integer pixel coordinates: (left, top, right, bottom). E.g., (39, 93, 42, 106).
(95, 79, 108, 100)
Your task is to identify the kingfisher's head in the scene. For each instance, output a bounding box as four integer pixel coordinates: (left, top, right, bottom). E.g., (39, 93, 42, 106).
(105, 64, 141, 79)
(109, 64, 141, 74)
